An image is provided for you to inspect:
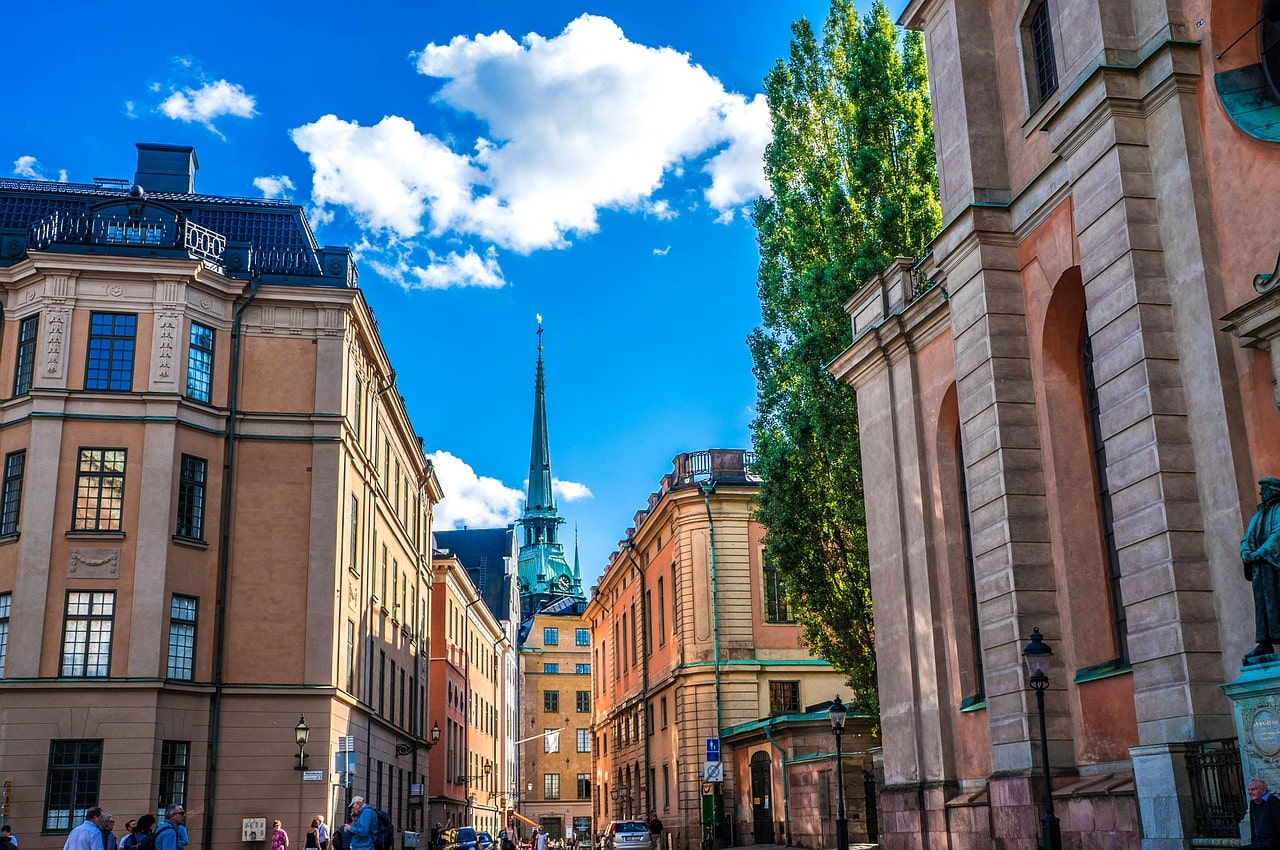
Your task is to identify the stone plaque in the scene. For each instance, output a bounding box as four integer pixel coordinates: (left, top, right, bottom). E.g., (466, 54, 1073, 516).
(68, 548, 120, 578)
(1251, 706, 1280, 758)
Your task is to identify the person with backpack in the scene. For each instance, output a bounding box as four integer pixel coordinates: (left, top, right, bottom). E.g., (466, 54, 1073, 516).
(344, 798, 377, 850)
(121, 815, 156, 850)
(153, 805, 187, 850)
(0, 825, 17, 850)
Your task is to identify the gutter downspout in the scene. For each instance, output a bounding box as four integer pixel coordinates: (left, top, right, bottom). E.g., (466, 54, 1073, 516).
(763, 724, 790, 846)
(699, 482, 723, 738)
(206, 274, 262, 848)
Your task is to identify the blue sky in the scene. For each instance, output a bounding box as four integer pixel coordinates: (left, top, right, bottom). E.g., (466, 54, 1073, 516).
(5, 0, 910, 590)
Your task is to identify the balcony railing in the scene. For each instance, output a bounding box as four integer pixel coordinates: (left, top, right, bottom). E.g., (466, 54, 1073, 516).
(1185, 737, 1246, 838)
(29, 210, 226, 268)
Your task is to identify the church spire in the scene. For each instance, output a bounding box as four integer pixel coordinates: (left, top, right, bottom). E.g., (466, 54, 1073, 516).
(526, 315, 556, 517)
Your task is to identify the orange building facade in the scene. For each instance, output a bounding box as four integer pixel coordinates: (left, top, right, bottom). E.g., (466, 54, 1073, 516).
(585, 451, 855, 850)
(0, 145, 443, 850)
(831, 1, 1280, 847)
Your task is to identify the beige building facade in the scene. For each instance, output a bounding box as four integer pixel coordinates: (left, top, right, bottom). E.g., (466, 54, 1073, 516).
(0, 144, 443, 850)
(517, 608, 593, 843)
(830, 1, 1280, 847)
(585, 450, 854, 850)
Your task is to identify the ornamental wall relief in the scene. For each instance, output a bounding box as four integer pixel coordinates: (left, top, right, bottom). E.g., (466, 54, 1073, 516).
(67, 548, 120, 579)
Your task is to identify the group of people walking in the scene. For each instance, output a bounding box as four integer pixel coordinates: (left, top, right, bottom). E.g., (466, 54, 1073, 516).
(62, 805, 188, 850)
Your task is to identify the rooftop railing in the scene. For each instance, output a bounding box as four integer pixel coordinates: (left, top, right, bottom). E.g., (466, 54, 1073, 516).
(29, 210, 227, 268)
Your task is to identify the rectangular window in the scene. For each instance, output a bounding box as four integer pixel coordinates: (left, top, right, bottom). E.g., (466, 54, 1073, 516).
(0, 591, 10, 678)
(186, 322, 214, 402)
(763, 558, 793, 623)
(544, 627, 559, 645)
(544, 690, 559, 713)
(353, 376, 363, 438)
(543, 663, 559, 674)
(576, 690, 591, 713)
(44, 739, 103, 831)
(176, 455, 207, 540)
(575, 628, 590, 646)
(346, 619, 357, 693)
(158, 741, 189, 811)
(1, 449, 26, 536)
(167, 595, 197, 680)
(769, 681, 800, 714)
(13, 314, 38, 396)
(350, 495, 360, 573)
(577, 773, 591, 799)
(85, 312, 136, 391)
(661, 697, 668, 728)
(662, 764, 670, 810)
(60, 591, 114, 677)
(73, 448, 126, 532)
(543, 773, 560, 800)
(576, 729, 590, 753)
(657, 577, 666, 643)
(671, 565, 679, 632)
(575, 663, 590, 675)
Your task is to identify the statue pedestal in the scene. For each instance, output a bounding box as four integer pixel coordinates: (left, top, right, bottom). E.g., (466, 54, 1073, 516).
(1223, 656, 1280, 787)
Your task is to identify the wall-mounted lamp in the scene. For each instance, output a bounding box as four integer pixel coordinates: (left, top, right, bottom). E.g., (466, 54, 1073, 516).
(294, 715, 311, 771)
(396, 721, 442, 757)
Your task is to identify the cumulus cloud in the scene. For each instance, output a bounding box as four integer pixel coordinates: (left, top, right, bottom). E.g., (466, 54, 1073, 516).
(369, 245, 506, 291)
(429, 451, 524, 529)
(253, 174, 296, 199)
(159, 79, 257, 133)
(13, 156, 68, 182)
(653, 245, 670, 256)
(553, 479, 593, 502)
(291, 14, 770, 276)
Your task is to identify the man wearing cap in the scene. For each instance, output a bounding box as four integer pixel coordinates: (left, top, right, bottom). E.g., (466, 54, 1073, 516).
(1243, 478, 1280, 661)
(344, 797, 377, 850)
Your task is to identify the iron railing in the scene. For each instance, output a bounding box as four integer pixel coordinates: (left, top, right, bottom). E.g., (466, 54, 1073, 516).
(29, 211, 227, 268)
(1185, 738, 1246, 838)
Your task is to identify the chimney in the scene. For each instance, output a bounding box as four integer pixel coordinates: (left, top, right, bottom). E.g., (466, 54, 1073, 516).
(133, 143, 199, 194)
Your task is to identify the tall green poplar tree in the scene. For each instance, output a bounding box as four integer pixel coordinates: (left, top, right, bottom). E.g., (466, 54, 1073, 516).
(749, 0, 939, 716)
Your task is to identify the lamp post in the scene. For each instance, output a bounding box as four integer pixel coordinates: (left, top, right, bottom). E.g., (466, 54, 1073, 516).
(828, 696, 849, 850)
(396, 722, 442, 756)
(1022, 628, 1061, 850)
(294, 715, 310, 771)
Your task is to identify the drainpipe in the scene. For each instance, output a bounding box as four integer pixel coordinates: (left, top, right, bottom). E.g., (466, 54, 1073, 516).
(763, 724, 790, 846)
(622, 538, 651, 818)
(205, 273, 262, 848)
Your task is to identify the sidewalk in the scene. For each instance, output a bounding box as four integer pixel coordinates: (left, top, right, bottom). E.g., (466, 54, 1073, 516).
(733, 844, 882, 850)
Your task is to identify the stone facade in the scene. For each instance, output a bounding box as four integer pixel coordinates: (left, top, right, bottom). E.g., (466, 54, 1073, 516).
(830, 1, 1280, 847)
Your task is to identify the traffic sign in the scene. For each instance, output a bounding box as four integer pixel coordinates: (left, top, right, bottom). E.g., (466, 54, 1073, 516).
(706, 738, 720, 762)
(703, 762, 723, 782)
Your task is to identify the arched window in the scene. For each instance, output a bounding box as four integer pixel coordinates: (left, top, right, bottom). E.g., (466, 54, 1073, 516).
(957, 430, 985, 705)
(1022, 0, 1059, 109)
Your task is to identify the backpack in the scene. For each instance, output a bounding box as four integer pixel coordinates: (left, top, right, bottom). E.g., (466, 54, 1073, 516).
(371, 809, 395, 850)
(132, 823, 175, 850)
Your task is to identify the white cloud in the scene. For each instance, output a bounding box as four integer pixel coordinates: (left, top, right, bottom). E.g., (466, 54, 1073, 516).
(653, 245, 670, 256)
(291, 14, 771, 272)
(159, 79, 257, 133)
(429, 451, 524, 529)
(13, 156, 68, 182)
(553, 478, 593, 502)
(253, 174, 296, 199)
(369, 245, 506, 291)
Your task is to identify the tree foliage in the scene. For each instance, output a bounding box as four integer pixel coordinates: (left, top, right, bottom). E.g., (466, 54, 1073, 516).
(749, 0, 939, 717)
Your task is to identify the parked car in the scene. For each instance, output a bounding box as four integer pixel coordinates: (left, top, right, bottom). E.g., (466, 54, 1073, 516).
(442, 827, 479, 850)
(476, 833, 494, 850)
(603, 822, 652, 850)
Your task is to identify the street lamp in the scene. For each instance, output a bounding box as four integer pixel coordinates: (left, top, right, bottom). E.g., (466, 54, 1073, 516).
(294, 715, 311, 771)
(396, 721, 443, 756)
(1022, 628, 1061, 850)
(828, 696, 849, 850)
(457, 761, 494, 786)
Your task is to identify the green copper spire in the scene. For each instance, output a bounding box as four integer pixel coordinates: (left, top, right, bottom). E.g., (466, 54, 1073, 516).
(518, 316, 580, 610)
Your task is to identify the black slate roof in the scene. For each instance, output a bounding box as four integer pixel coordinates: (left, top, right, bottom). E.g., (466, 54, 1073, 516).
(435, 526, 518, 624)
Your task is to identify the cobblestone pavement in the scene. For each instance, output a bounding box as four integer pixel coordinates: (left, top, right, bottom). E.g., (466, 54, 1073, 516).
(733, 843, 882, 850)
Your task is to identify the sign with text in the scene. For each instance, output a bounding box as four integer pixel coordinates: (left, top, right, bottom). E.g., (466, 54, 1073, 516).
(243, 818, 267, 842)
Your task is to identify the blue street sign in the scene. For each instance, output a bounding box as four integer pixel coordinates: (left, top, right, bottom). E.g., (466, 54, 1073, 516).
(706, 738, 720, 762)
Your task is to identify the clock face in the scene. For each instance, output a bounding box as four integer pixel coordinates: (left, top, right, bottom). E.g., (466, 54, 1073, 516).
(557, 574, 571, 591)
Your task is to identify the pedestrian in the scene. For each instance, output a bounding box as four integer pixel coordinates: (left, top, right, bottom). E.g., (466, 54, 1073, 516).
(101, 814, 119, 850)
(307, 820, 321, 850)
(533, 830, 547, 850)
(121, 816, 157, 850)
(0, 825, 17, 850)
(1247, 778, 1280, 850)
(154, 805, 188, 850)
(65, 808, 108, 850)
(344, 797, 377, 850)
(318, 817, 331, 850)
(271, 821, 290, 850)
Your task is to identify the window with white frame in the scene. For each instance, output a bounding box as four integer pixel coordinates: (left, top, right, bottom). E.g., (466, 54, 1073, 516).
(60, 591, 114, 677)
(167, 595, 197, 680)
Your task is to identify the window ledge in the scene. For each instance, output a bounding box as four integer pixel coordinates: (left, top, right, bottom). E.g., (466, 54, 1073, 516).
(65, 530, 125, 540)
(1021, 91, 1062, 137)
(172, 535, 209, 550)
(0, 531, 19, 545)
(959, 694, 987, 713)
(1074, 658, 1132, 684)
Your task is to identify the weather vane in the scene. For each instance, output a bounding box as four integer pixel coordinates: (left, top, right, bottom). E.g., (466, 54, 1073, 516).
(536, 313, 543, 352)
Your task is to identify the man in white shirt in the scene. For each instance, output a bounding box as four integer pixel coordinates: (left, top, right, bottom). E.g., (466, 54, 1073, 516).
(63, 808, 107, 850)
(317, 818, 330, 850)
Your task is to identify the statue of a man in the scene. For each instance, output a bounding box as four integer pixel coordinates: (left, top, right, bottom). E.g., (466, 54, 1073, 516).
(1242, 477, 1280, 661)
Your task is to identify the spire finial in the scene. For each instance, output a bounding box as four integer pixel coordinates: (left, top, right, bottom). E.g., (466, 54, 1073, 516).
(536, 313, 543, 353)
